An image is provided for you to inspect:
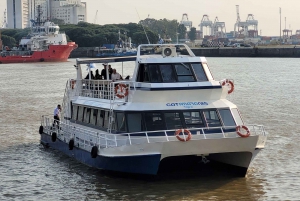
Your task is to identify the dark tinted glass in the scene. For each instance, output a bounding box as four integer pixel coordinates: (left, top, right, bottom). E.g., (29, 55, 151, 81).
(219, 109, 236, 126)
(165, 112, 182, 129)
(148, 65, 162, 82)
(191, 63, 208, 81)
(144, 113, 165, 131)
(175, 64, 193, 75)
(159, 64, 176, 82)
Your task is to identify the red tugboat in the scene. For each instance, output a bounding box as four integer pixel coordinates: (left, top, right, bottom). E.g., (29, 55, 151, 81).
(0, 8, 77, 64)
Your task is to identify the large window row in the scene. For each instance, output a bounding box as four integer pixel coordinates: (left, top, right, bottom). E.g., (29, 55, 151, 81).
(137, 63, 208, 83)
(71, 104, 243, 133)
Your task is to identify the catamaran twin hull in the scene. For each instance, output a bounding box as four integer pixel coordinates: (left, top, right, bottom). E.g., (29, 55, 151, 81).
(40, 125, 266, 176)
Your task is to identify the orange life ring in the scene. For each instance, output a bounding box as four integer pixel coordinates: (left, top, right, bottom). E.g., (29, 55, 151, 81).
(175, 129, 192, 142)
(236, 125, 250, 138)
(115, 84, 128, 98)
(70, 79, 76, 89)
(221, 79, 234, 94)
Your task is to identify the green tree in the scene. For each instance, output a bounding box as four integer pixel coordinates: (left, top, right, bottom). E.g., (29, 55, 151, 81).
(51, 18, 65, 25)
(188, 27, 196, 42)
(178, 24, 186, 40)
(1, 35, 17, 47)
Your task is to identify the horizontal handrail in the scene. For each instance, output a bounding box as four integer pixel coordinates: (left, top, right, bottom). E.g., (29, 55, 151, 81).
(41, 116, 267, 151)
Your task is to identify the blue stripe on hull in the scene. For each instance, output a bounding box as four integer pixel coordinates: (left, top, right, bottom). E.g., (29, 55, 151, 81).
(40, 134, 161, 175)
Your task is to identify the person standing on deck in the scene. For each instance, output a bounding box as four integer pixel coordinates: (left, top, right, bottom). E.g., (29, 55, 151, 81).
(111, 69, 122, 81)
(53, 105, 61, 128)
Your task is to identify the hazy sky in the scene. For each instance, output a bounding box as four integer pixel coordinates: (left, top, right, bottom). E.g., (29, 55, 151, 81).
(1, 0, 299, 36)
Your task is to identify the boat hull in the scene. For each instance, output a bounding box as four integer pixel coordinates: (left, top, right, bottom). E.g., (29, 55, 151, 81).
(0, 43, 77, 64)
(40, 132, 264, 176)
(40, 133, 161, 175)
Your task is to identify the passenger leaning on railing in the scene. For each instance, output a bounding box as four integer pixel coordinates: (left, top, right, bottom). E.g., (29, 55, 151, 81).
(111, 69, 122, 82)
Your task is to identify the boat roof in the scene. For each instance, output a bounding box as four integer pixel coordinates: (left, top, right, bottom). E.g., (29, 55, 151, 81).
(76, 44, 205, 65)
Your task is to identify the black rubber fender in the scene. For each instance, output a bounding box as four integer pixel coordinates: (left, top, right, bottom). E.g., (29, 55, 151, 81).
(51, 132, 57, 142)
(91, 146, 98, 158)
(39, 125, 43, 134)
(69, 139, 74, 150)
(40, 58, 45, 62)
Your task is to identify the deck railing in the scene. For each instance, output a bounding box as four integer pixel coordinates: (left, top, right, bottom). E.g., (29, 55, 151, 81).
(68, 79, 135, 101)
(41, 116, 267, 153)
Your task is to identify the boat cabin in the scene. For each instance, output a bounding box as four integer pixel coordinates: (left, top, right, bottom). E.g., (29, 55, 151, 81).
(67, 44, 241, 136)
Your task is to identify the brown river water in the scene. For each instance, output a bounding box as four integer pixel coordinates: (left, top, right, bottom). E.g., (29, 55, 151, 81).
(0, 57, 299, 200)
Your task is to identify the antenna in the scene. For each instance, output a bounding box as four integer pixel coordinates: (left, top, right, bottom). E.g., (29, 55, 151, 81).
(94, 10, 98, 24)
(135, 8, 150, 44)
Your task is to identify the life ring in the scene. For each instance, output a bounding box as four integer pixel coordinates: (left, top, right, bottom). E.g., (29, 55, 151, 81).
(236, 125, 250, 138)
(51, 132, 57, 142)
(114, 84, 128, 98)
(69, 139, 74, 150)
(39, 125, 43, 134)
(70, 79, 76, 89)
(221, 79, 234, 94)
(91, 146, 98, 158)
(175, 129, 192, 142)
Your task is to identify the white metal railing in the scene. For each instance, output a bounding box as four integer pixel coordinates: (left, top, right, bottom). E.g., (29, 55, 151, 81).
(41, 116, 267, 152)
(69, 79, 136, 102)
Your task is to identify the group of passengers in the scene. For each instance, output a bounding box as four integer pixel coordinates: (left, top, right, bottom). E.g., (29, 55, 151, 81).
(85, 63, 123, 82)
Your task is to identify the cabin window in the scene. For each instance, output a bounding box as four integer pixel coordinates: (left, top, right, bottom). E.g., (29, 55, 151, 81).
(103, 111, 109, 128)
(83, 108, 91, 124)
(183, 111, 204, 128)
(72, 105, 78, 120)
(116, 113, 127, 132)
(231, 108, 244, 125)
(137, 64, 149, 82)
(218, 109, 236, 127)
(77, 106, 84, 121)
(160, 64, 176, 82)
(90, 109, 97, 125)
(127, 113, 145, 132)
(144, 112, 165, 131)
(148, 65, 162, 83)
(164, 112, 182, 129)
(174, 63, 195, 82)
(191, 63, 208, 81)
(97, 110, 104, 127)
(203, 110, 221, 127)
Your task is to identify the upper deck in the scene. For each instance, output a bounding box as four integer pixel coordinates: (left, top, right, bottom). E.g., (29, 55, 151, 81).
(68, 44, 233, 111)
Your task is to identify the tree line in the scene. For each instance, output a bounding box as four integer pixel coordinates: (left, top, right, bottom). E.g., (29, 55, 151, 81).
(1, 18, 198, 48)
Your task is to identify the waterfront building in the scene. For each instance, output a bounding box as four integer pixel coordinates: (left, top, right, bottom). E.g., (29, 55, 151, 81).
(6, 0, 87, 29)
(7, 0, 30, 28)
(50, 0, 87, 24)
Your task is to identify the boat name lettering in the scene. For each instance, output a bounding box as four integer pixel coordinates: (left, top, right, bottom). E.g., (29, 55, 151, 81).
(166, 102, 208, 106)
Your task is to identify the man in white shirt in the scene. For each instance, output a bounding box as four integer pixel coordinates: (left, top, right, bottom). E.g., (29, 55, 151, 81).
(111, 69, 122, 81)
(53, 104, 61, 128)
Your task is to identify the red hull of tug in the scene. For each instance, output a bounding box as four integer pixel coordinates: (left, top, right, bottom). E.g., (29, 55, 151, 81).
(0, 42, 77, 64)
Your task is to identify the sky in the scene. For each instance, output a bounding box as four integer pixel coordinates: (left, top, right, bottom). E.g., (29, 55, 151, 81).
(0, 0, 299, 36)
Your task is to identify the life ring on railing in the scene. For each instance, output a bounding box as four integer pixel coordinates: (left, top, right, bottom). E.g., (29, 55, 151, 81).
(70, 79, 76, 89)
(91, 146, 98, 158)
(69, 139, 74, 150)
(221, 79, 234, 94)
(115, 84, 128, 98)
(236, 125, 250, 138)
(51, 132, 57, 142)
(39, 125, 43, 134)
(175, 129, 192, 142)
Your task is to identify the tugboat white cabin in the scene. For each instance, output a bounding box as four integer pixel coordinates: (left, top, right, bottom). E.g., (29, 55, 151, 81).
(39, 44, 267, 176)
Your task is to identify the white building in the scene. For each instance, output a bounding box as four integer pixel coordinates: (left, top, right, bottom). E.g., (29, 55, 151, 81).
(50, 0, 87, 24)
(6, 0, 87, 29)
(7, 0, 30, 28)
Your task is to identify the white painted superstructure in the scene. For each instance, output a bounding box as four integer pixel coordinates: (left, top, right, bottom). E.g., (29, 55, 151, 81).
(40, 43, 267, 176)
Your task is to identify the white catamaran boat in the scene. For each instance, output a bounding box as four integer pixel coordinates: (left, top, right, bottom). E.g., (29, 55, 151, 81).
(39, 44, 267, 176)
